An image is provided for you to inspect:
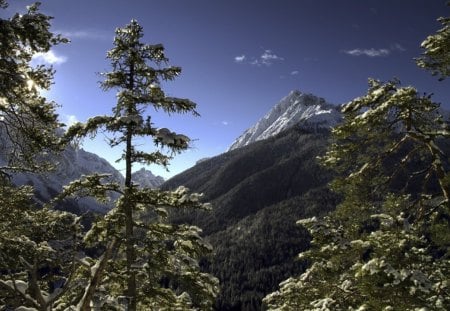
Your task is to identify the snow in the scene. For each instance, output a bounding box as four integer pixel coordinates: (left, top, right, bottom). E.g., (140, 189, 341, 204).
(8, 145, 123, 213)
(228, 90, 342, 150)
(4, 143, 161, 213)
(0, 119, 167, 212)
(3, 280, 28, 294)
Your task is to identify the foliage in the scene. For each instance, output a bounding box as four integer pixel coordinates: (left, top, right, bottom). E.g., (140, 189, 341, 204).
(417, 7, 450, 80)
(265, 8, 450, 309)
(0, 2, 84, 310)
(0, 1, 67, 173)
(264, 79, 450, 310)
(60, 20, 218, 310)
(0, 181, 82, 310)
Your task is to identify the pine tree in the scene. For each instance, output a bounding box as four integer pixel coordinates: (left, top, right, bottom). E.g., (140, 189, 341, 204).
(416, 4, 450, 80)
(264, 12, 450, 311)
(0, 2, 81, 310)
(0, 1, 66, 172)
(266, 80, 450, 310)
(61, 20, 218, 310)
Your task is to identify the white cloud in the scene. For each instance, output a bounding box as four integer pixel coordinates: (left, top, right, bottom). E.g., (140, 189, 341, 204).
(391, 43, 406, 52)
(32, 50, 67, 65)
(344, 48, 390, 57)
(259, 50, 284, 66)
(58, 30, 111, 41)
(290, 70, 300, 75)
(343, 44, 406, 58)
(234, 55, 246, 63)
(234, 49, 284, 66)
(221, 121, 229, 126)
(64, 114, 79, 127)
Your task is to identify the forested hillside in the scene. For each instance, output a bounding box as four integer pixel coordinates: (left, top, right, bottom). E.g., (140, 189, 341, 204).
(163, 127, 340, 309)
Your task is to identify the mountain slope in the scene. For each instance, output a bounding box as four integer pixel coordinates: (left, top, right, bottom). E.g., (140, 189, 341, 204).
(209, 186, 339, 310)
(228, 90, 341, 150)
(9, 146, 164, 213)
(10, 146, 123, 213)
(163, 126, 339, 310)
(132, 167, 164, 189)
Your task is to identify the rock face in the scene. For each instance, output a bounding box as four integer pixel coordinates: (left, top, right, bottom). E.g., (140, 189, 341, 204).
(228, 90, 342, 150)
(11, 146, 125, 213)
(131, 167, 164, 189)
(7, 145, 163, 213)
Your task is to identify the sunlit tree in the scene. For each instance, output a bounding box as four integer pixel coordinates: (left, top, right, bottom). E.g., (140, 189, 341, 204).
(0, 0, 66, 171)
(61, 20, 218, 310)
(0, 2, 81, 310)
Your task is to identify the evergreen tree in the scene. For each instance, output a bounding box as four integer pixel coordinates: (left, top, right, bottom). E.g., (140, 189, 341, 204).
(0, 1, 66, 171)
(61, 20, 218, 310)
(264, 12, 450, 311)
(265, 80, 450, 310)
(0, 2, 81, 310)
(416, 4, 450, 80)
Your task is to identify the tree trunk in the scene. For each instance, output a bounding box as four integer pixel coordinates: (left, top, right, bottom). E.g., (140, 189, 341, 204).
(77, 238, 119, 311)
(124, 61, 137, 311)
(409, 131, 450, 207)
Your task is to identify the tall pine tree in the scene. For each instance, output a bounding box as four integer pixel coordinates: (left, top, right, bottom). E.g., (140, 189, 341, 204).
(61, 20, 218, 310)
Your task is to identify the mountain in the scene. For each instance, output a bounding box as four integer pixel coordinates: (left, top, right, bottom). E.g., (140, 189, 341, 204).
(160, 90, 346, 310)
(10, 145, 124, 213)
(228, 90, 341, 150)
(163, 126, 339, 310)
(8, 146, 163, 214)
(132, 167, 165, 188)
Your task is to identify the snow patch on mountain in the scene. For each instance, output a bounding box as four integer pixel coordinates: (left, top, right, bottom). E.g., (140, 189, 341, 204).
(11, 146, 124, 213)
(7, 146, 163, 213)
(228, 90, 342, 150)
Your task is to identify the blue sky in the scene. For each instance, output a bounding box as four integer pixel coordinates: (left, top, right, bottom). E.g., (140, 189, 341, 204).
(3, 0, 450, 179)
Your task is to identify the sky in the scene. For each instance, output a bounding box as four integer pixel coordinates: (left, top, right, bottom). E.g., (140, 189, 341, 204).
(2, 0, 450, 179)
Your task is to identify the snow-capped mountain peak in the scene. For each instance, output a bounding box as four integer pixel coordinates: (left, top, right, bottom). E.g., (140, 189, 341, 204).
(228, 90, 341, 150)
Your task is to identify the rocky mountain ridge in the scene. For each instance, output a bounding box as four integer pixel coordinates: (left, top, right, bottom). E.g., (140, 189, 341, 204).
(132, 167, 165, 189)
(228, 90, 341, 150)
(6, 145, 164, 213)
